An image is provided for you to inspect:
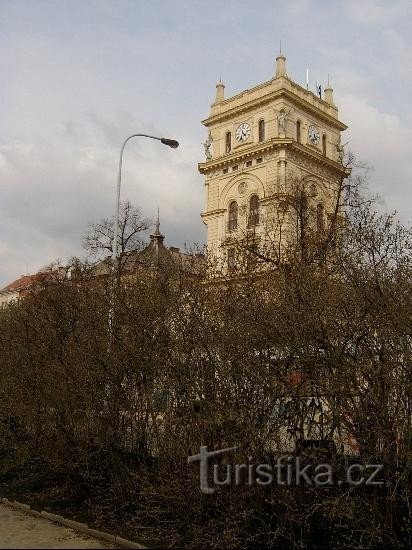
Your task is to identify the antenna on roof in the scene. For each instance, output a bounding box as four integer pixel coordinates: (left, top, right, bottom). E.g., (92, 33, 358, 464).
(327, 73, 330, 86)
(306, 68, 309, 90)
(279, 40, 282, 54)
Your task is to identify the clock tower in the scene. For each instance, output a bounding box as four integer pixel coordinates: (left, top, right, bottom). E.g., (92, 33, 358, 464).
(198, 53, 349, 265)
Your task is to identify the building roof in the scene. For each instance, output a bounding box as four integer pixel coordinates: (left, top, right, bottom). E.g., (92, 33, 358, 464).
(91, 215, 204, 278)
(0, 272, 51, 294)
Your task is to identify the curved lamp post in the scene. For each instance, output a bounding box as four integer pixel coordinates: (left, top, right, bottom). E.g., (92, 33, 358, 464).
(112, 134, 179, 267)
(109, 133, 179, 336)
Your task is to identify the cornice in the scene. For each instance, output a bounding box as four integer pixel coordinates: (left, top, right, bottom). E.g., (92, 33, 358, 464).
(202, 86, 347, 131)
(198, 138, 288, 174)
(259, 193, 289, 204)
(201, 208, 226, 219)
(289, 142, 351, 176)
(198, 138, 351, 177)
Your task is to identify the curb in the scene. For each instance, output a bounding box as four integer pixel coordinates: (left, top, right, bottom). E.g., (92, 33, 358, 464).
(1, 498, 146, 549)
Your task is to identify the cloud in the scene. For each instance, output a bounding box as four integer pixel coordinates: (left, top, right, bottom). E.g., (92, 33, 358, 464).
(1, 0, 410, 286)
(340, 93, 412, 220)
(344, 0, 408, 24)
(0, 113, 204, 286)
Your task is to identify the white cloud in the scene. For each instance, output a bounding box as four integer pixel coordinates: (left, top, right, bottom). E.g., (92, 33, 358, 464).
(0, 114, 204, 286)
(345, 0, 407, 24)
(340, 93, 412, 221)
(0, 0, 410, 285)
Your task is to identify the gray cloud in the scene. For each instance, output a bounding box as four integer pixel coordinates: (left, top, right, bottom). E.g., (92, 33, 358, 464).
(0, 0, 411, 285)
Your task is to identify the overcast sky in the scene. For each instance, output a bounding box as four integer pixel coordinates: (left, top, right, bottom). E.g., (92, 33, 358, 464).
(1, 0, 411, 286)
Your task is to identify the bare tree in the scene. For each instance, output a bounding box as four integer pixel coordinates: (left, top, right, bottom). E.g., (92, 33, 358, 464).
(83, 200, 150, 260)
(0, 166, 411, 548)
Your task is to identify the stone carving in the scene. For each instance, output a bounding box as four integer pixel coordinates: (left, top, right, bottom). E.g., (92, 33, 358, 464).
(238, 181, 248, 196)
(336, 137, 346, 163)
(276, 108, 291, 136)
(203, 132, 213, 160)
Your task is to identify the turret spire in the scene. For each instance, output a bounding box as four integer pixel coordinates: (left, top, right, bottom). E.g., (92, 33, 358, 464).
(214, 80, 225, 103)
(150, 207, 165, 248)
(275, 51, 287, 78)
(324, 76, 334, 105)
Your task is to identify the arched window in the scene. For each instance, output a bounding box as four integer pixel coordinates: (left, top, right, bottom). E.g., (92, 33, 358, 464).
(225, 131, 232, 153)
(228, 201, 238, 231)
(258, 119, 265, 142)
(227, 248, 236, 270)
(248, 195, 259, 227)
(322, 134, 327, 156)
(296, 120, 301, 143)
(317, 203, 324, 232)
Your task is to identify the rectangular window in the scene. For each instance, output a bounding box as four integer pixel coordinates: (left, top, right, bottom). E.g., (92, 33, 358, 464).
(296, 120, 301, 143)
(223, 168, 228, 174)
(228, 201, 238, 231)
(225, 132, 232, 153)
(232, 165, 238, 171)
(248, 195, 260, 227)
(256, 158, 263, 164)
(258, 119, 265, 142)
(246, 160, 252, 167)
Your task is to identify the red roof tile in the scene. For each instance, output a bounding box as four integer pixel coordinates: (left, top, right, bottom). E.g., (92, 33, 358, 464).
(0, 272, 51, 293)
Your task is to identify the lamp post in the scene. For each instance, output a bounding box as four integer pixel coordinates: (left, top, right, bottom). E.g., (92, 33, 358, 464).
(112, 134, 179, 269)
(109, 133, 179, 334)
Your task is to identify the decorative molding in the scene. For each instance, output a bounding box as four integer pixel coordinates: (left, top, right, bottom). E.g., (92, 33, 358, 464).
(199, 138, 292, 174)
(199, 138, 350, 179)
(201, 208, 226, 219)
(203, 87, 346, 131)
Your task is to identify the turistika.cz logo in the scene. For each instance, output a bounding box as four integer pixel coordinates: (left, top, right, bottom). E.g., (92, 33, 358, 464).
(188, 446, 384, 494)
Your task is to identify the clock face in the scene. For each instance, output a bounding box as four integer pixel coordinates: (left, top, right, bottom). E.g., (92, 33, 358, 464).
(308, 125, 320, 145)
(235, 122, 251, 143)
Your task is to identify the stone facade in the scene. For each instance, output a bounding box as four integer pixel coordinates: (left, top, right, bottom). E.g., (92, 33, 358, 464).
(199, 53, 350, 264)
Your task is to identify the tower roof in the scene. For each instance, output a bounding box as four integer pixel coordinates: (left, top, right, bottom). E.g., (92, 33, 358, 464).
(204, 53, 345, 130)
(150, 207, 165, 246)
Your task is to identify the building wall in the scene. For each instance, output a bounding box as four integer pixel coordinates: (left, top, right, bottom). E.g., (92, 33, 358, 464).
(199, 56, 349, 265)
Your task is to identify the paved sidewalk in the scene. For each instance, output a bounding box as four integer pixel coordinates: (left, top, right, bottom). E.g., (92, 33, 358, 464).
(0, 504, 115, 549)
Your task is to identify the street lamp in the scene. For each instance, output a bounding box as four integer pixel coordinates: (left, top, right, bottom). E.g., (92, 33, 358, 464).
(112, 134, 179, 268)
(109, 133, 179, 336)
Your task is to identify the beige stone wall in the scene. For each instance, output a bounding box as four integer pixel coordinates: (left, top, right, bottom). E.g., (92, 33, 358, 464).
(200, 57, 348, 260)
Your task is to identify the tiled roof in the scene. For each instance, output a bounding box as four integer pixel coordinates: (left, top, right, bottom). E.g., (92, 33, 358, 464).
(0, 272, 51, 293)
